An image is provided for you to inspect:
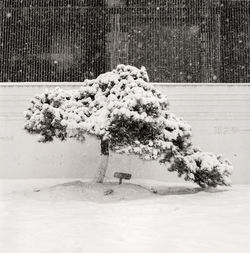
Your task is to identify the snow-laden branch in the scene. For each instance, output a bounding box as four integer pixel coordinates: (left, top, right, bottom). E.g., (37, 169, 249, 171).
(24, 65, 233, 187)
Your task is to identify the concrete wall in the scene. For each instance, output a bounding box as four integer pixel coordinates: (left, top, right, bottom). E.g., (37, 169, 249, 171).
(0, 83, 250, 184)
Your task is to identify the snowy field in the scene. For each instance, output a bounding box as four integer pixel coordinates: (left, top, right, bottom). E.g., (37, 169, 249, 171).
(0, 179, 250, 253)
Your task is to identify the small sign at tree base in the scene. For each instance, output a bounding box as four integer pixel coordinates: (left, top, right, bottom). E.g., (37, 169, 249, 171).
(114, 172, 132, 184)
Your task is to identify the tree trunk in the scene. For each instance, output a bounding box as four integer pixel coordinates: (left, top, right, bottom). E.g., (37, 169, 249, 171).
(94, 139, 109, 183)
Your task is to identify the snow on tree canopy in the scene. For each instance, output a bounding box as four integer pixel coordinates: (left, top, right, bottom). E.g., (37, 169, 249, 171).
(24, 65, 233, 188)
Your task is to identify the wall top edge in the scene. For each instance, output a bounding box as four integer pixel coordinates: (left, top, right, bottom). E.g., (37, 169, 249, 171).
(0, 82, 250, 87)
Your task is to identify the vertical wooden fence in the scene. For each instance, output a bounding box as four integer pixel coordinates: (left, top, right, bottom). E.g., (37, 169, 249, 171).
(0, 1, 249, 82)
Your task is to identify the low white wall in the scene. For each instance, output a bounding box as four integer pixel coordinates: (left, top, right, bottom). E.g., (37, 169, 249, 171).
(0, 83, 250, 184)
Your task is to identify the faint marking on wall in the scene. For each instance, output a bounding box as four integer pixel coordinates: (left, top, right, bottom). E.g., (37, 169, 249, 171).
(0, 136, 14, 141)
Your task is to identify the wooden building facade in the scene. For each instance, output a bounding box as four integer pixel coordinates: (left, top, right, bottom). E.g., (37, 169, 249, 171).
(0, 0, 249, 82)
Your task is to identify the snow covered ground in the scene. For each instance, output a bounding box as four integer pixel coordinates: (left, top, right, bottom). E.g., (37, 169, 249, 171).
(0, 179, 250, 253)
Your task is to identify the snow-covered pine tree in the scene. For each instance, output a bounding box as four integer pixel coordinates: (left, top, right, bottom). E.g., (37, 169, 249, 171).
(24, 65, 233, 187)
